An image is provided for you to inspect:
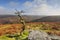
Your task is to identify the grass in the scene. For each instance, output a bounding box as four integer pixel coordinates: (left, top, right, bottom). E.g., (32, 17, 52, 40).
(0, 22, 60, 40)
(0, 35, 15, 40)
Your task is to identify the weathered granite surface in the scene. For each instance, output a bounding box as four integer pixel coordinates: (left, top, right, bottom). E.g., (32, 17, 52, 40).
(28, 30, 51, 40)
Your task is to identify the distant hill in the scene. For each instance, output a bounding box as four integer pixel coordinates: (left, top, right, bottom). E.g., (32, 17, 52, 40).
(31, 16, 60, 22)
(1, 15, 60, 24)
(0, 15, 44, 24)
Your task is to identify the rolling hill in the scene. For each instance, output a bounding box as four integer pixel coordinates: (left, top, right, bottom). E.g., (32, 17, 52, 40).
(0, 15, 44, 24)
(0, 15, 60, 24)
(31, 16, 60, 22)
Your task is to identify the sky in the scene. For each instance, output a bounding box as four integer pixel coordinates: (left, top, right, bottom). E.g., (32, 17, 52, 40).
(0, 0, 60, 15)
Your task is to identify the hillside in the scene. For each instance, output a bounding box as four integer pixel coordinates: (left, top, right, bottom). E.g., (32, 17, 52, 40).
(1, 15, 60, 24)
(31, 16, 60, 22)
(0, 15, 44, 24)
(0, 22, 60, 36)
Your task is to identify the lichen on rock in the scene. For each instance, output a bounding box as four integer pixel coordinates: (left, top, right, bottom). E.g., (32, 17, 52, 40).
(28, 30, 51, 40)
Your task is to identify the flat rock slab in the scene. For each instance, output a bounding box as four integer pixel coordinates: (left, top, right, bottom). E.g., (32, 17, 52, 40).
(28, 30, 51, 40)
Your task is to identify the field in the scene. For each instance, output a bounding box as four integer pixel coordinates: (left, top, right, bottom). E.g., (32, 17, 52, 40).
(0, 22, 60, 40)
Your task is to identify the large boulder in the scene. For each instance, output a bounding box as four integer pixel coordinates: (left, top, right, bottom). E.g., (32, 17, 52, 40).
(28, 30, 51, 40)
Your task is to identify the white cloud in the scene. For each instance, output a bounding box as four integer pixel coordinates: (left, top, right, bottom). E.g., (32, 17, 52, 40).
(23, 0, 60, 15)
(0, 6, 15, 15)
(23, 1, 33, 9)
(1, 0, 60, 15)
(9, 1, 19, 7)
(0, 6, 7, 15)
(0, 1, 20, 15)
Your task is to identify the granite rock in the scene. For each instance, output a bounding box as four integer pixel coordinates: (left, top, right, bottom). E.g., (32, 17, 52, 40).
(28, 30, 51, 40)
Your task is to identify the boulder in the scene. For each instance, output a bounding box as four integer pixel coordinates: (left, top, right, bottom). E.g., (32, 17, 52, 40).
(28, 30, 51, 40)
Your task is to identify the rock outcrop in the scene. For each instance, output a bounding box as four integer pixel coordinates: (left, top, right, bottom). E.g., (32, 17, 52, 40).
(28, 30, 51, 40)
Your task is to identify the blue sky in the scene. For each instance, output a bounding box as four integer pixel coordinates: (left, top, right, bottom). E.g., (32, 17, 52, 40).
(0, 0, 33, 6)
(0, 0, 33, 9)
(0, 0, 60, 15)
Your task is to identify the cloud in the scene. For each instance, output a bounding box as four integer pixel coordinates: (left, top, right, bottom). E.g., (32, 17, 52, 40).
(0, 0, 60, 15)
(9, 1, 19, 7)
(23, 1, 33, 9)
(0, 1, 20, 15)
(0, 6, 15, 15)
(0, 6, 7, 15)
(23, 0, 60, 15)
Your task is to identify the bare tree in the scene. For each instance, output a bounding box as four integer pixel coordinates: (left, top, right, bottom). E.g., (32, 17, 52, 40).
(15, 10, 26, 31)
(6, 10, 26, 40)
